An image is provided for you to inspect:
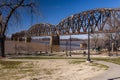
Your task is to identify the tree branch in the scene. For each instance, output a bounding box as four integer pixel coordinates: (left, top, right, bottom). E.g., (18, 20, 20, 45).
(3, 0, 24, 34)
(0, 3, 12, 9)
(1, 0, 38, 35)
(21, 3, 34, 7)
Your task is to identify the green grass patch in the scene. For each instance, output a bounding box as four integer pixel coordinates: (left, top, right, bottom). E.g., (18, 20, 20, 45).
(20, 69, 34, 73)
(90, 63, 109, 70)
(69, 60, 109, 70)
(93, 57, 120, 65)
(43, 69, 53, 75)
(0, 60, 22, 69)
(10, 56, 86, 59)
(69, 60, 85, 64)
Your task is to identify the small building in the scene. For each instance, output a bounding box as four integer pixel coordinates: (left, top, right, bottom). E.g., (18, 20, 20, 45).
(80, 43, 87, 50)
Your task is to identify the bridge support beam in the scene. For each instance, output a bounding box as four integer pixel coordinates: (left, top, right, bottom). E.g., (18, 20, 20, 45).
(50, 35, 60, 45)
(25, 37, 31, 43)
(17, 37, 23, 42)
(50, 35, 60, 53)
(11, 37, 17, 41)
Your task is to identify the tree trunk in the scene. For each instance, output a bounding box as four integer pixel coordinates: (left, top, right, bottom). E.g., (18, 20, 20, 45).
(0, 35, 5, 57)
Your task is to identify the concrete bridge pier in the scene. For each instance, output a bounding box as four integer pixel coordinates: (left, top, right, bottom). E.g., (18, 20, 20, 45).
(25, 37, 31, 43)
(11, 37, 17, 41)
(50, 35, 60, 54)
(17, 37, 23, 42)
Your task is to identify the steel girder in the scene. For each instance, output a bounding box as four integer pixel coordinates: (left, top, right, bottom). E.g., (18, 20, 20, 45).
(12, 8, 120, 37)
(56, 8, 120, 35)
(27, 23, 54, 36)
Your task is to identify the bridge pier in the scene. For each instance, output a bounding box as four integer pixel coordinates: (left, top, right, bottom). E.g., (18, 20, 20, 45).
(11, 36, 31, 43)
(17, 37, 23, 42)
(11, 37, 17, 41)
(11, 37, 22, 41)
(50, 35, 60, 45)
(50, 35, 60, 53)
(25, 37, 31, 43)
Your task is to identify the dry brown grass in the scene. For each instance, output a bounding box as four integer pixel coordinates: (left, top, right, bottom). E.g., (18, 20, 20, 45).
(0, 59, 107, 80)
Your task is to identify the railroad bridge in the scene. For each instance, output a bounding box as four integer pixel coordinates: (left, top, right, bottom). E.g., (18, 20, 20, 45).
(12, 8, 120, 45)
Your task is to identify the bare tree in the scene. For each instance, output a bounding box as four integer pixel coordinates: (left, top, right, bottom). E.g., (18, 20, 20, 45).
(0, 0, 40, 57)
(91, 33, 99, 50)
(105, 12, 120, 50)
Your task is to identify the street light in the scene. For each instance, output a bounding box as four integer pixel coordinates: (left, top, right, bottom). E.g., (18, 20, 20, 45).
(108, 34, 111, 56)
(69, 34, 72, 56)
(87, 22, 93, 62)
(66, 40, 68, 56)
(87, 25, 91, 62)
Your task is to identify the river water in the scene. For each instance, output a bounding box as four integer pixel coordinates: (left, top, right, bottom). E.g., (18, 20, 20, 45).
(32, 40, 85, 51)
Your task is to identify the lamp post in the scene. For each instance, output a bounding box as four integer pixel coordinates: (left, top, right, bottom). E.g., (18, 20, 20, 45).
(87, 25, 91, 62)
(108, 34, 111, 56)
(45, 38, 47, 53)
(69, 34, 72, 56)
(66, 40, 68, 56)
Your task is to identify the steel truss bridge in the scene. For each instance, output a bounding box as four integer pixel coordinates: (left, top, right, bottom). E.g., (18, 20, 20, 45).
(12, 8, 120, 38)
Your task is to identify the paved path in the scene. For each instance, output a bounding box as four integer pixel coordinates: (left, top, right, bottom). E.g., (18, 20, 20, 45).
(90, 61, 120, 80)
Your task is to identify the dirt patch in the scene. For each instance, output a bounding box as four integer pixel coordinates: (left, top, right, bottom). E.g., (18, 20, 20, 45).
(0, 59, 107, 80)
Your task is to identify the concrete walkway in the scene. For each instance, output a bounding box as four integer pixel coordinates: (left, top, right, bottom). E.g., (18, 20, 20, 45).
(90, 61, 120, 80)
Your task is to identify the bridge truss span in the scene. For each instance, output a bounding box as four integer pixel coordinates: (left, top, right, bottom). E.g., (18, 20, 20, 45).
(54, 8, 120, 35)
(27, 23, 55, 36)
(12, 8, 120, 38)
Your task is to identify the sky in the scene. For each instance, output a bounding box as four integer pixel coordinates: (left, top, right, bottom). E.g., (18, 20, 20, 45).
(39, 0, 120, 25)
(8, 0, 120, 38)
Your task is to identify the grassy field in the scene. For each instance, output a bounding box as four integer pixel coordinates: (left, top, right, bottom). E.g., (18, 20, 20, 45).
(0, 59, 108, 80)
(0, 60, 54, 80)
(0, 60, 22, 69)
(69, 59, 109, 70)
(0, 55, 120, 80)
(10, 56, 86, 59)
(1, 56, 120, 80)
(92, 57, 120, 65)
(10, 56, 120, 65)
